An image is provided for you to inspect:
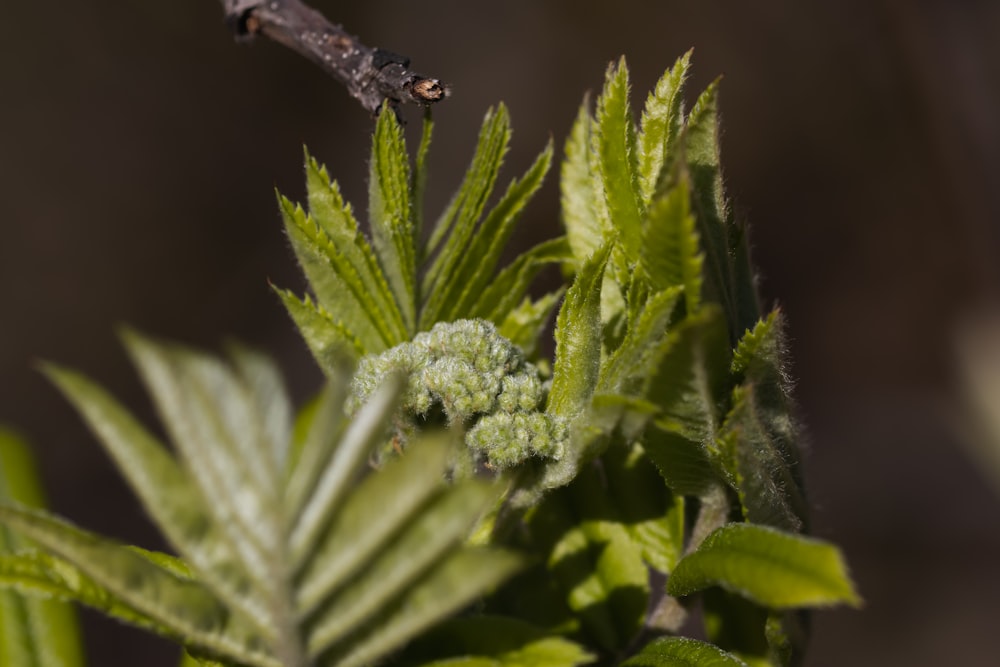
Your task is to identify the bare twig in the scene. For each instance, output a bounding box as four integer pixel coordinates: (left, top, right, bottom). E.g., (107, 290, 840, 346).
(221, 0, 448, 116)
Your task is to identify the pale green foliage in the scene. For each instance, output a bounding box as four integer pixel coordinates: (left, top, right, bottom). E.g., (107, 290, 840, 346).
(0, 53, 860, 667)
(0, 336, 522, 667)
(280, 107, 564, 369)
(0, 429, 83, 667)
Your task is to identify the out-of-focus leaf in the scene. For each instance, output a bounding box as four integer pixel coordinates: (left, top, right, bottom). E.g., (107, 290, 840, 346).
(621, 636, 750, 667)
(642, 425, 719, 498)
(498, 290, 565, 358)
(399, 615, 594, 667)
(667, 524, 861, 609)
(0, 430, 83, 667)
(0, 506, 273, 666)
(602, 443, 685, 573)
(315, 548, 524, 667)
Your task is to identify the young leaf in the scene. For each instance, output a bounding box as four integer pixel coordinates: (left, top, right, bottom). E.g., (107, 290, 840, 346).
(601, 443, 686, 574)
(596, 57, 643, 259)
(0, 430, 83, 667)
(304, 480, 502, 647)
(369, 108, 417, 331)
(547, 243, 612, 419)
(398, 615, 594, 667)
(621, 636, 750, 667)
(678, 80, 745, 336)
(720, 385, 807, 534)
(412, 112, 435, 254)
(646, 305, 732, 446)
(529, 463, 650, 653)
(422, 105, 511, 324)
(498, 290, 565, 359)
(598, 286, 682, 395)
(275, 289, 366, 371)
(638, 50, 693, 204)
(641, 425, 720, 498)
(640, 181, 704, 315)
(472, 236, 572, 325)
(304, 151, 408, 344)
(42, 362, 272, 635)
(666, 523, 862, 609)
(122, 333, 286, 614)
(561, 97, 608, 267)
(279, 194, 398, 354)
(317, 547, 524, 667)
(0, 505, 274, 666)
(441, 141, 554, 323)
(296, 435, 455, 610)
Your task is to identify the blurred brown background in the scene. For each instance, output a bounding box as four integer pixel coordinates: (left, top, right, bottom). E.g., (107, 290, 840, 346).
(3, 1, 1000, 665)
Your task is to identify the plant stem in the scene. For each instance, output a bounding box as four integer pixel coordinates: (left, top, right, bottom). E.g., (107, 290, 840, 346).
(220, 0, 448, 116)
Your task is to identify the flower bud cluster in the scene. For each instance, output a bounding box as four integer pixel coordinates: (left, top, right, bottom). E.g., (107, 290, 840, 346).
(349, 319, 567, 468)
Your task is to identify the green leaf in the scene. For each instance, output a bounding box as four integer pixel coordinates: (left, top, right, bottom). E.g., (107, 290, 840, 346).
(720, 385, 807, 534)
(638, 50, 692, 204)
(602, 443, 685, 573)
(723, 312, 807, 532)
(666, 523, 862, 609)
(647, 305, 731, 445)
(276, 289, 366, 369)
(121, 332, 286, 617)
(296, 435, 456, 611)
(0, 430, 83, 667)
(305, 478, 505, 651)
(701, 588, 770, 667)
(641, 425, 719, 497)
(369, 109, 417, 332)
(288, 375, 403, 566)
(561, 97, 609, 267)
(399, 615, 594, 667)
(279, 193, 397, 354)
(640, 182, 703, 315)
(548, 243, 612, 418)
(599, 286, 682, 395)
(621, 636, 750, 667)
(422, 105, 511, 324)
(42, 361, 272, 635)
(596, 57, 643, 260)
(412, 112, 435, 256)
(0, 505, 274, 666)
(303, 151, 408, 345)
(679, 80, 752, 336)
(530, 464, 650, 653)
(498, 289, 565, 359)
(473, 236, 572, 325)
(441, 141, 554, 323)
(319, 547, 523, 667)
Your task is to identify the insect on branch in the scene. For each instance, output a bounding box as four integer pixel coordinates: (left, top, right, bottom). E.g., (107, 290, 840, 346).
(221, 0, 449, 117)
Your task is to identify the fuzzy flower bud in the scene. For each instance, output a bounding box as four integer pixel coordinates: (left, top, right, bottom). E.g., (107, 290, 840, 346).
(348, 319, 560, 468)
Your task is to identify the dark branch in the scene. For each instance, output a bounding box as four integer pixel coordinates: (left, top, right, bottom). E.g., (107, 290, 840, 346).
(221, 0, 448, 116)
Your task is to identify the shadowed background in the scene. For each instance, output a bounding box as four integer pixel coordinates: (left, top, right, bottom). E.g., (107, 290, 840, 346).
(2, 1, 1000, 665)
